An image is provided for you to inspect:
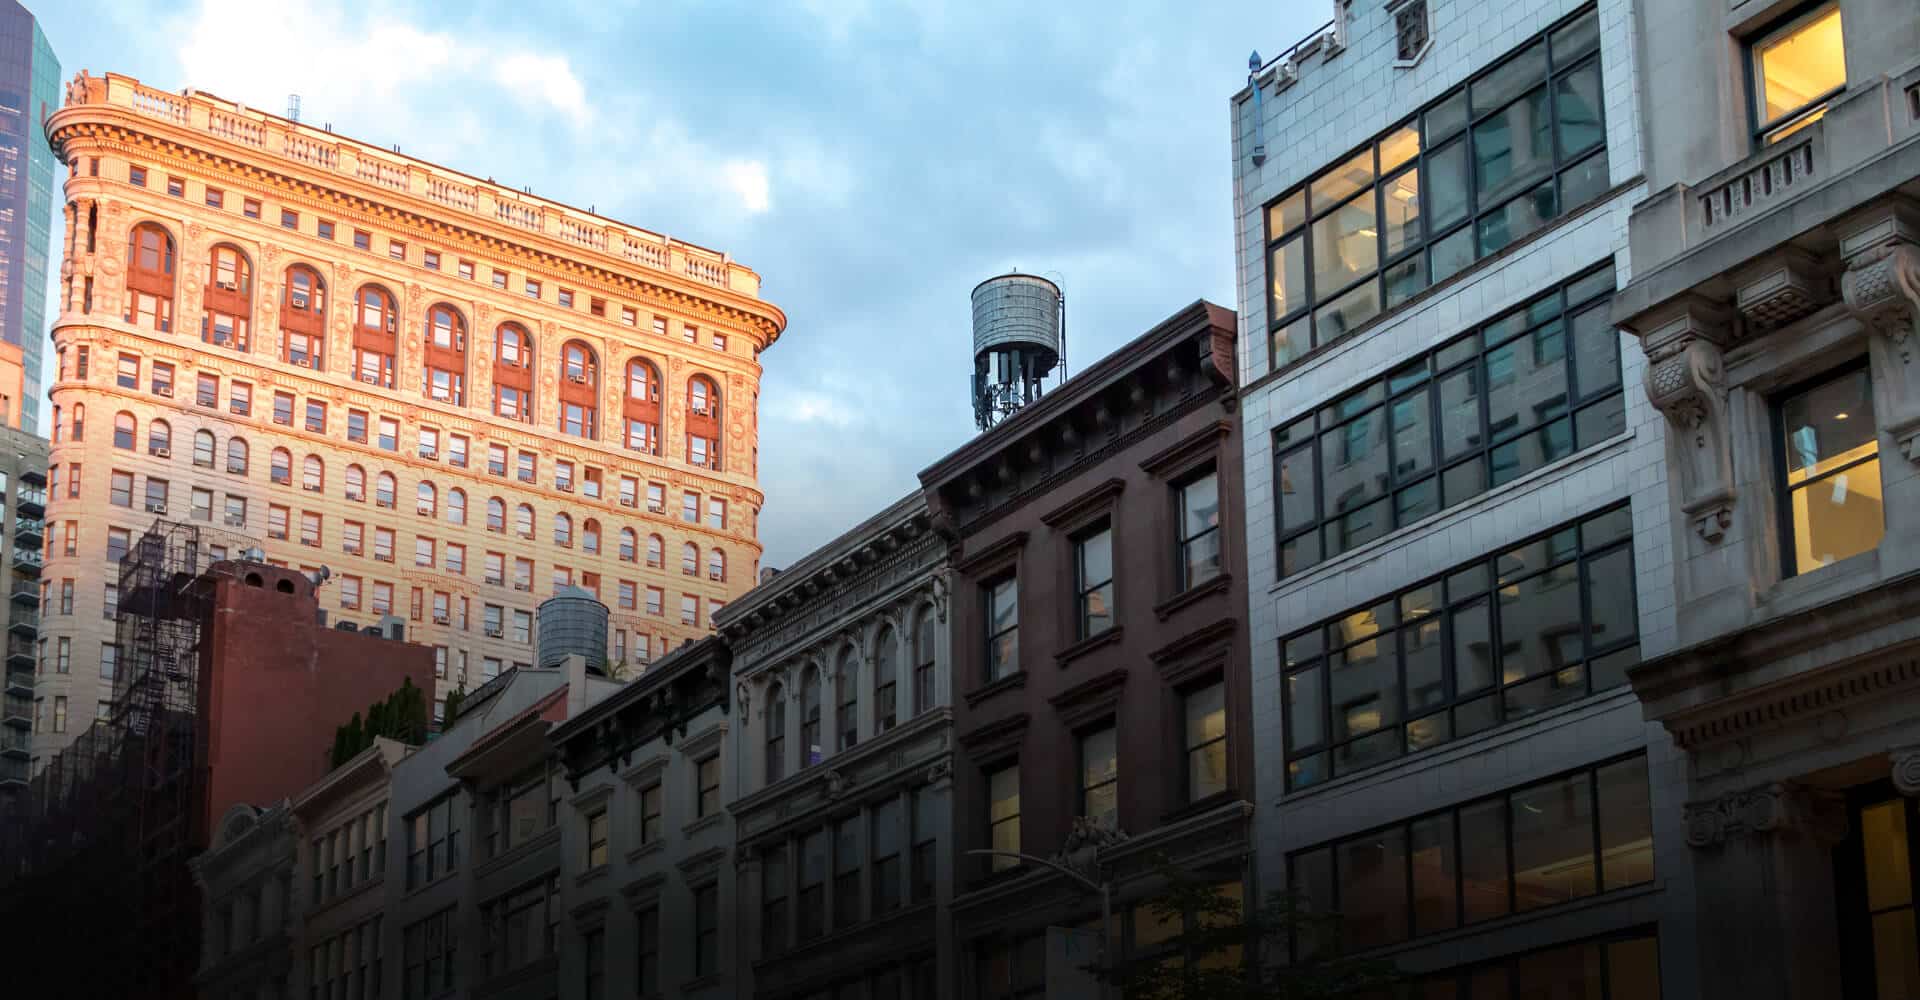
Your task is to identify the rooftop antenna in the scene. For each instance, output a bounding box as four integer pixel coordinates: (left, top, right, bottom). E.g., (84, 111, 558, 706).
(970, 270, 1064, 432)
(287, 93, 301, 123)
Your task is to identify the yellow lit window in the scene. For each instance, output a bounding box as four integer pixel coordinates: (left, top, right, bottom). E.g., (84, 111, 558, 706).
(1752, 3, 1845, 144)
(1778, 365, 1881, 575)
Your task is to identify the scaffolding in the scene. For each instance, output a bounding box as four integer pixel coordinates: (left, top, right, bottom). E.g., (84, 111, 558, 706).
(0, 519, 255, 999)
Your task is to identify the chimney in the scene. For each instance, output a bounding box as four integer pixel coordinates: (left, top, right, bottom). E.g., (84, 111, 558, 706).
(565, 653, 588, 719)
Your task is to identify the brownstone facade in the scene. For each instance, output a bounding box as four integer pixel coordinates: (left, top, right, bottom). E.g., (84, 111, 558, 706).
(919, 300, 1255, 997)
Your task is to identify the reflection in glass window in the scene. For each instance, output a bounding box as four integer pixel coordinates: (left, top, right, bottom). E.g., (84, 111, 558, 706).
(1778, 364, 1881, 575)
(1751, 3, 1845, 144)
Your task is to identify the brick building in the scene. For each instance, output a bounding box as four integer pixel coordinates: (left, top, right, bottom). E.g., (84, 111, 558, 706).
(919, 299, 1254, 997)
(35, 69, 786, 763)
(1229, 0, 1669, 995)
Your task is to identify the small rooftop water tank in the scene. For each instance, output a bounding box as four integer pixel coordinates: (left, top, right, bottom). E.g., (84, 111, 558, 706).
(538, 585, 609, 674)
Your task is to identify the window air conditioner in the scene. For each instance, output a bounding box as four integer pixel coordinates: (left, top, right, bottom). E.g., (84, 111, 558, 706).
(432, 613, 449, 625)
(568, 374, 589, 384)
(149, 447, 171, 459)
(154, 386, 173, 397)
(303, 484, 321, 492)
(145, 503, 167, 514)
(620, 498, 636, 508)
(224, 516, 245, 527)
(484, 627, 503, 638)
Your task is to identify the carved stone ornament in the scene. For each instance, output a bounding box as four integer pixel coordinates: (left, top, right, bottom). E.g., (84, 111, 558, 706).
(822, 769, 849, 799)
(1683, 782, 1847, 849)
(1842, 238, 1920, 460)
(925, 757, 952, 784)
(1051, 814, 1130, 880)
(1892, 746, 1920, 796)
(1641, 299, 1738, 542)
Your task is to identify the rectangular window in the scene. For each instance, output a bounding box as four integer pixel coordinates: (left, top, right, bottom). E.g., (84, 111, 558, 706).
(984, 575, 1018, 682)
(762, 845, 789, 956)
(1177, 471, 1223, 590)
(347, 409, 368, 443)
(694, 884, 720, 976)
(681, 595, 698, 627)
(109, 470, 132, 508)
(1776, 363, 1882, 576)
(353, 230, 370, 251)
(557, 288, 574, 309)
(638, 782, 664, 845)
(517, 451, 535, 483)
(273, 391, 294, 426)
(1262, 6, 1606, 369)
(988, 763, 1021, 872)
(524, 278, 541, 299)
(492, 269, 508, 289)
(1080, 726, 1118, 827)
(280, 208, 298, 230)
(647, 483, 665, 513)
(317, 219, 335, 240)
(458, 260, 475, 280)
(1287, 754, 1653, 949)
(697, 754, 722, 816)
(1282, 502, 1638, 789)
(242, 197, 260, 219)
(401, 908, 457, 1000)
(1750, 3, 1844, 144)
(635, 907, 660, 997)
(620, 306, 637, 327)
(389, 240, 406, 261)
(707, 497, 726, 530)
(646, 587, 663, 616)
(1074, 525, 1114, 638)
(115, 352, 138, 389)
(683, 323, 698, 344)
(405, 797, 462, 890)
(230, 381, 251, 416)
(1412, 931, 1660, 998)
(681, 492, 699, 523)
(1185, 681, 1229, 801)
(1273, 264, 1619, 578)
(835, 816, 862, 926)
(799, 830, 827, 941)
(205, 188, 223, 208)
(378, 418, 399, 452)
(196, 373, 218, 408)
(129, 165, 146, 187)
(166, 176, 185, 198)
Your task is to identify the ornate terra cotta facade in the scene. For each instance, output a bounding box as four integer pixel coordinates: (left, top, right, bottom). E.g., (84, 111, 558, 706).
(918, 300, 1254, 997)
(36, 71, 786, 762)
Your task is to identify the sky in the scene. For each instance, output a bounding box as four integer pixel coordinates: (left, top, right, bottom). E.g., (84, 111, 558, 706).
(34, 0, 1326, 567)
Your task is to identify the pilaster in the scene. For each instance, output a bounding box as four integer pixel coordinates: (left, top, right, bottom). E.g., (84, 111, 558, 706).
(1839, 199, 1920, 577)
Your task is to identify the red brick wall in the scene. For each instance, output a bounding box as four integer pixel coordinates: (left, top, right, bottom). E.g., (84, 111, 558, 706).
(196, 563, 434, 831)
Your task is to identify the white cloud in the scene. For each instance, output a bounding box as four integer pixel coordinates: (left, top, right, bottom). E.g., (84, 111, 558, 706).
(721, 160, 772, 215)
(492, 52, 593, 130)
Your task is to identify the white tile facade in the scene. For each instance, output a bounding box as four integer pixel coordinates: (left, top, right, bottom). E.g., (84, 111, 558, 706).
(1227, 0, 1689, 984)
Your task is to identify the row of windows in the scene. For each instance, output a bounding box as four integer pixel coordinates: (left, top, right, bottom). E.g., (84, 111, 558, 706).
(95, 171, 736, 346)
(1273, 264, 1620, 579)
(1287, 753, 1654, 951)
(308, 916, 384, 1000)
(61, 343, 738, 493)
(979, 680, 1228, 876)
(759, 787, 940, 955)
(1281, 503, 1638, 790)
(310, 803, 389, 906)
(764, 609, 939, 786)
(1263, 5, 1608, 370)
(980, 471, 1222, 687)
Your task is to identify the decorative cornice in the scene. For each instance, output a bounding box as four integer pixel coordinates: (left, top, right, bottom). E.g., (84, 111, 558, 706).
(1039, 478, 1126, 529)
(954, 531, 1029, 578)
(1054, 625, 1125, 668)
(1152, 573, 1233, 622)
(956, 712, 1029, 759)
(962, 670, 1028, 709)
(1047, 668, 1129, 729)
(1683, 782, 1846, 849)
(1138, 419, 1233, 479)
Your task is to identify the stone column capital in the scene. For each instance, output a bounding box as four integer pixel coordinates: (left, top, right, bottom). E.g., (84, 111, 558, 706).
(1839, 200, 1920, 461)
(1891, 746, 1920, 796)
(1684, 781, 1848, 850)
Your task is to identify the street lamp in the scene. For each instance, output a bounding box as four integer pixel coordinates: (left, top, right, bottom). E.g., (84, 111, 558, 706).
(966, 848, 1113, 997)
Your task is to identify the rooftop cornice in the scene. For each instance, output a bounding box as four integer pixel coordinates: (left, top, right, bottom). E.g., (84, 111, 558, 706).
(550, 636, 731, 788)
(713, 492, 936, 639)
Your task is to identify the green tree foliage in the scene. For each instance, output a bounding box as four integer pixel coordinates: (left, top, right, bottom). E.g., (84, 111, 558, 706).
(329, 676, 431, 767)
(443, 683, 468, 724)
(1094, 859, 1401, 1000)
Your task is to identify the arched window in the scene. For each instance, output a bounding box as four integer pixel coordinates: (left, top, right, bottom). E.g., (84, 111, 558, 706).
(618, 528, 637, 562)
(345, 464, 365, 501)
(836, 648, 859, 751)
(226, 437, 247, 475)
(270, 447, 292, 485)
(112, 411, 135, 450)
(147, 419, 171, 456)
(417, 481, 437, 517)
(302, 455, 325, 492)
(623, 358, 662, 454)
(766, 680, 786, 785)
(192, 430, 215, 468)
(558, 341, 598, 440)
(582, 519, 600, 555)
(554, 512, 573, 547)
(124, 223, 175, 332)
(646, 534, 664, 568)
(801, 668, 823, 769)
(707, 548, 726, 582)
(447, 488, 467, 525)
(687, 374, 722, 470)
(71, 403, 84, 441)
(493, 324, 534, 423)
(874, 626, 898, 733)
(421, 304, 467, 405)
(681, 542, 698, 576)
(203, 244, 252, 350)
(515, 503, 534, 538)
(914, 608, 936, 716)
(351, 286, 398, 388)
(487, 497, 506, 533)
(374, 472, 396, 508)
(281, 264, 327, 369)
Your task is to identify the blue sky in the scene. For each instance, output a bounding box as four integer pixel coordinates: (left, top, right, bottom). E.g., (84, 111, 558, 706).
(36, 0, 1325, 566)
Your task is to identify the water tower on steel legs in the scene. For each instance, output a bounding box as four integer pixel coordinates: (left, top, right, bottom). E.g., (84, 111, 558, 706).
(971, 272, 1065, 431)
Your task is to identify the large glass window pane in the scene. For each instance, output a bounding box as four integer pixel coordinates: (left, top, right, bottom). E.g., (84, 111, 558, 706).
(1337, 827, 1408, 949)
(1784, 369, 1877, 483)
(1874, 910, 1920, 1000)
(1583, 548, 1635, 654)
(1317, 281, 1382, 344)
(1326, 497, 1392, 559)
(1753, 5, 1845, 129)
(1560, 148, 1611, 212)
(1425, 90, 1469, 143)
(1404, 619, 1445, 713)
(1438, 366, 1482, 459)
(1472, 41, 1547, 115)
(1291, 846, 1335, 924)
(1427, 138, 1470, 230)
(1569, 302, 1620, 399)
(1606, 936, 1662, 1000)
(1478, 180, 1559, 256)
(1268, 191, 1307, 235)
(1385, 254, 1428, 309)
(1430, 225, 1476, 284)
(1311, 150, 1375, 211)
(1379, 124, 1421, 173)
(1272, 315, 1313, 369)
(1864, 800, 1915, 910)
(1555, 62, 1605, 158)
(1330, 625, 1398, 741)
(1551, 10, 1600, 65)
(1270, 235, 1308, 321)
(1782, 368, 1883, 572)
(1321, 415, 1388, 513)
(1460, 798, 1509, 922)
(1312, 199, 1380, 296)
(1452, 598, 1496, 695)
(1596, 758, 1654, 891)
(1499, 563, 1583, 683)
(1513, 941, 1603, 998)
(1485, 324, 1569, 440)
(1278, 444, 1318, 535)
(1286, 667, 1323, 751)
(1383, 168, 1422, 256)
(1510, 772, 1596, 910)
(1409, 814, 1458, 935)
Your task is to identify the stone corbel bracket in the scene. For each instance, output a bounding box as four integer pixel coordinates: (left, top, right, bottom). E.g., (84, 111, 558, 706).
(1639, 296, 1739, 542)
(1839, 202, 1920, 460)
(1683, 782, 1848, 849)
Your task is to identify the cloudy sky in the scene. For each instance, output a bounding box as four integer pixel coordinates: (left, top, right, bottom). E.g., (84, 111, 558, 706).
(36, 0, 1325, 566)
